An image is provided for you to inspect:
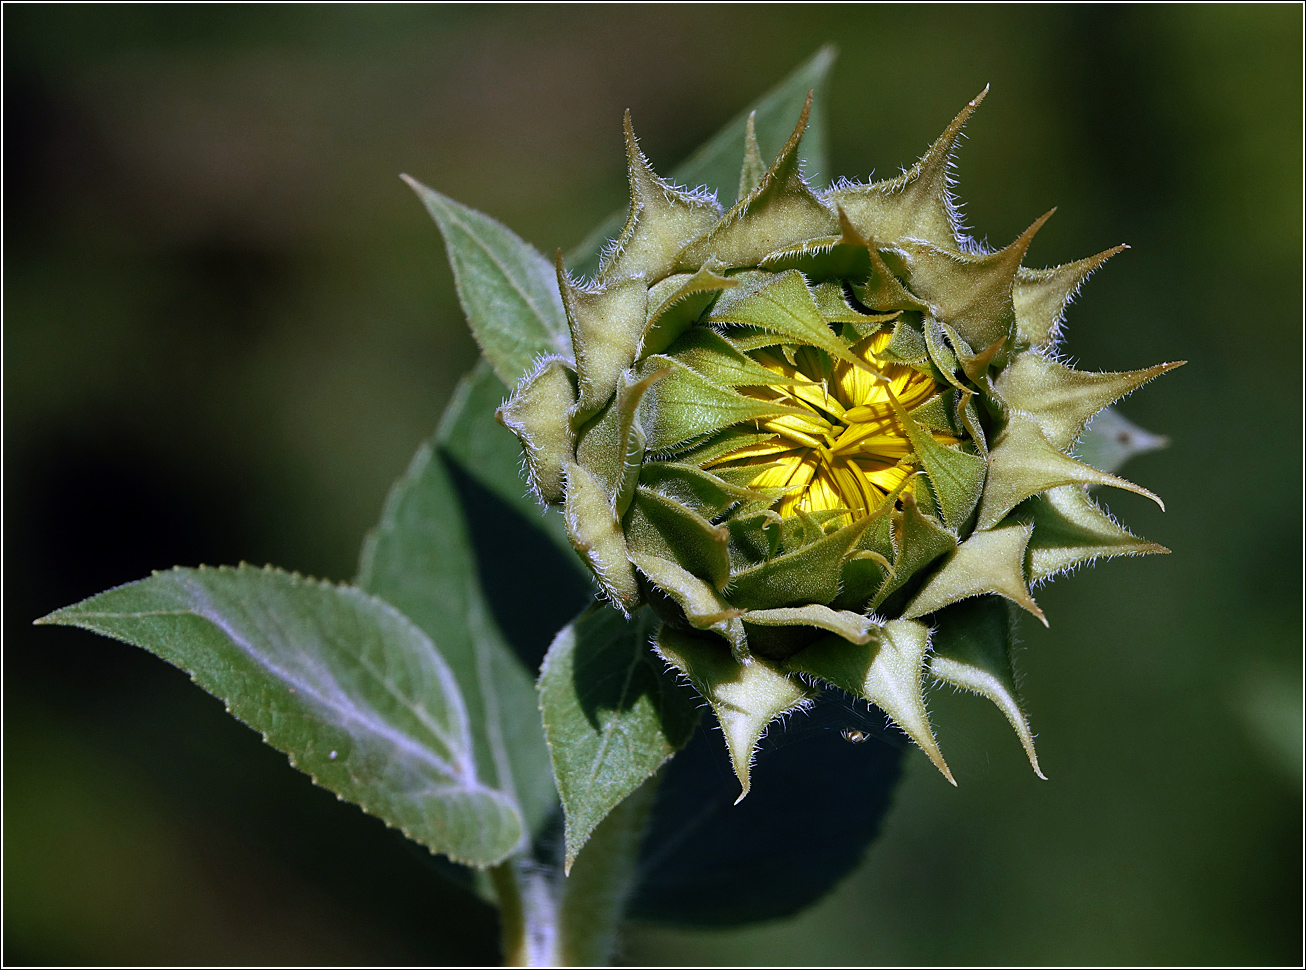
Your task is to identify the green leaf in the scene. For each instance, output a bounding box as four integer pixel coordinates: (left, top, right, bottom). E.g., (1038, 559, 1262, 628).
(557, 775, 660, 964)
(564, 459, 642, 612)
(641, 266, 737, 357)
(737, 111, 767, 200)
(539, 607, 700, 872)
(638, 461, 768, 518)
(854, 246, 930, 314)
(360, 362, 585, 841)
(358, 438, 557, 843)
(876, 315, 931, 363)
(742, 603, 876, 644)
(830, 89, 987, 251)
(673, 95, 838, 272)
(660, 327, 800, 388)
(1073, 405, 1172, 476)
(497, 357, 577, 505)
(759, 235, 874, 283)
(568, 46, 837, 274)
(572, 368, 665, 518)
(892, 391, 986, 531)
(404, 176, 570, 386)
(38, 566, 524, 867)
(558, 272, 649, 423)
(1012, 245, 1125, 348)
(886, 211, 1052, 352)
(870, 492, 956, 609)
(597, 113, 724, 284)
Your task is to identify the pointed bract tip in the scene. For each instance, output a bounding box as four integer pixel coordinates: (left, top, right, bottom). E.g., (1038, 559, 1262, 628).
(945, 86, 988, 134)
(919, 733, 956, 786)
(1122, 478, 1167, 512)
(1007, 208, 1056, 258)
(1075, 243, 1129, 273)
(1029, 207, 1057, 234)
(792, 90, 814, 140)
(835, 205, 869, 247)
(733, 784, 750, 806)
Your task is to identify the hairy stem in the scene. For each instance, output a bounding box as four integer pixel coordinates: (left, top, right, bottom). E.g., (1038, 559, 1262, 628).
(490, 856, 560, 966)
(556, 776, 658, 966)
(491, 777, 659, 966)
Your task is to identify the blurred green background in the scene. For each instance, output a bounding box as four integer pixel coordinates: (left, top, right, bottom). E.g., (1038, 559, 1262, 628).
(5, 5, 1301, 965)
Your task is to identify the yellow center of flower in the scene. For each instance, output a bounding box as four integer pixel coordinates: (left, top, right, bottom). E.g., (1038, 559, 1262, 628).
(706, 331, 959, 526)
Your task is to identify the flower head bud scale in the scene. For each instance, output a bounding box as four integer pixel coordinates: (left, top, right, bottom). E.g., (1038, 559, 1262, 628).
(497, 90, 1180, 796)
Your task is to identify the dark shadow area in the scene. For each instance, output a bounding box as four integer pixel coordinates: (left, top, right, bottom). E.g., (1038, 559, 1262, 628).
(6, 428, 502, 966)
(445, 456, 592, 673)
(630, 691, 906, 926)
(9, 428, 256, 704)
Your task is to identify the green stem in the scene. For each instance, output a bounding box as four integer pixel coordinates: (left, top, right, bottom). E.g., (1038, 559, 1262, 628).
(490, 777, 659, 967)
(490, 857, 559, 966)
(555, 776, 657, 966)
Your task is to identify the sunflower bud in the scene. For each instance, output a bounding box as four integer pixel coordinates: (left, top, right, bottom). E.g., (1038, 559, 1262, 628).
(497, 90, 1179, 795)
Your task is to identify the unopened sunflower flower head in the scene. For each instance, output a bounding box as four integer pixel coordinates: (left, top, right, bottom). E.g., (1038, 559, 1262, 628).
(496, 89, 1180, 796)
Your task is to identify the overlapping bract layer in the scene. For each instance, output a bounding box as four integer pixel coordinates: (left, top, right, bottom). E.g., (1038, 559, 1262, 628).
(498, 91, 1178, 795)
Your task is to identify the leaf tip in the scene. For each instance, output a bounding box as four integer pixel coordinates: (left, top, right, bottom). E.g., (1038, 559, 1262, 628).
(399, 172, 433, 200)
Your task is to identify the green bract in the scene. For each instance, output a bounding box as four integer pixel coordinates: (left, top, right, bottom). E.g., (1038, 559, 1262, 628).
(451, 89, 1179, 799)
